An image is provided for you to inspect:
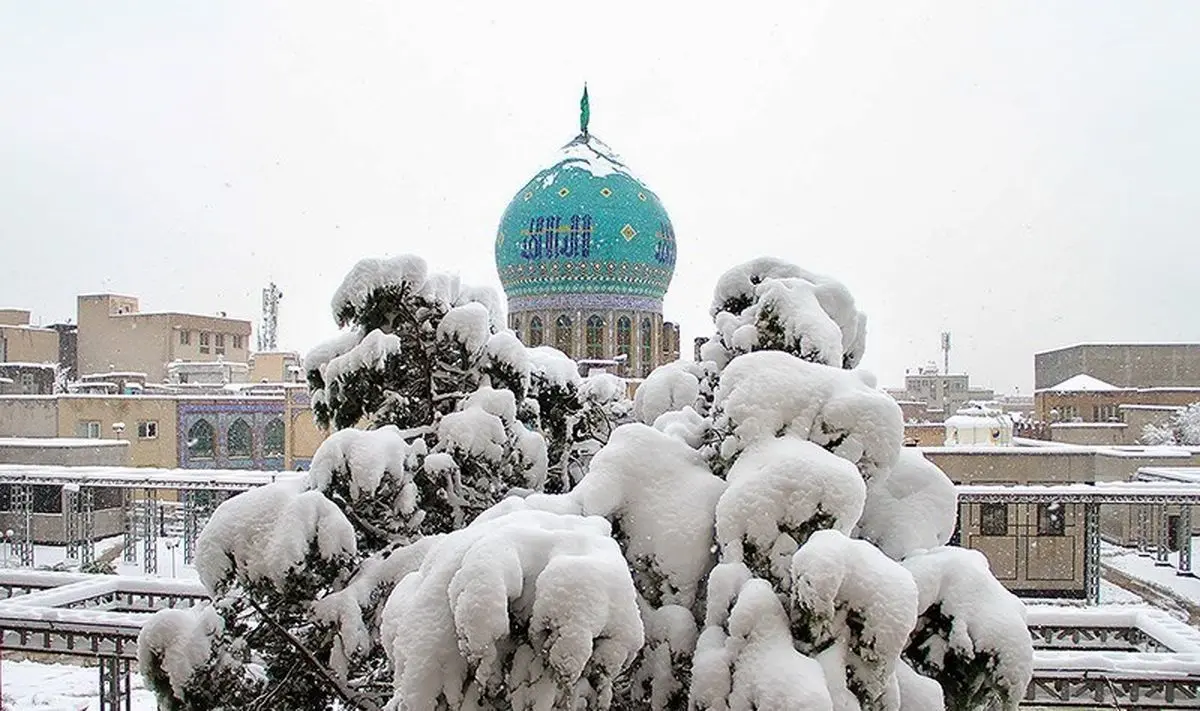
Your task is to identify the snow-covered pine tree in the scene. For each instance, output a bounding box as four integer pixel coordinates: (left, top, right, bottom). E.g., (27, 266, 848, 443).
(373, 257, 1031, 710)
(137, 255, 612, 709)
(139, 254, 1033, 711)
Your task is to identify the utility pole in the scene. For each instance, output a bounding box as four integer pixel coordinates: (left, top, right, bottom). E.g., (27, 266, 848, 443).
(259, 283, 283, 352)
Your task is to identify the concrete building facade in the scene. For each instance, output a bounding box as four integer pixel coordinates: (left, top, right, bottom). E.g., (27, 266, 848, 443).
(925, 443, 1200, 598)
(77, 294, 251, 383)
(0, 309, 59, 365)
(886, 363, 995, 421)
(1035, 343, 1200, 391)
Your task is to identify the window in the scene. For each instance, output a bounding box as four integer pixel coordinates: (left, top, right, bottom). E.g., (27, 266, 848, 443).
(179, 330, 190, 346)
(980, 503, 1008, 536)
(640, 318, 653, 375)
(32, 485, 62, 514)
(510, 316, 521, 338)
(232, 334, 243, 350)
(199, 332, 211, 354)
(187, 420, 215, 459)
(20, 373, 35, 393)
(76, 420, 101, 439)
(137, 421, 158, 439)
(555, 315, 573, 354)
(264, 418, 285, 457)
(1058, 404, 1078, 421)
(215, 333, 226, 356)
(1037, 503, 1066, 536)
(228, 418, 252, 458)
(1093, 404, 1120, 422)
(529, 316, 544, 346)
(585, 315, 605, 359)
(616, 316, 632, 359)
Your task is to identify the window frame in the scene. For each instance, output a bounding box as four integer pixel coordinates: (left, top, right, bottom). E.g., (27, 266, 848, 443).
(980, 502, 1008, 536)
(137, 420, 158, 440)
(227, 418, 253, 459)
(1037, 503, 1066, 537)
(264, 418, 285, 457)
(585, 315, 605, 360)
(529, 316, 544, 346)
(555, 315, 573, 354)
(616, 316, 632, 358)
(179, 330, 190, 346)
(187, 419, 215, 459)
(78, 420, 101, 439)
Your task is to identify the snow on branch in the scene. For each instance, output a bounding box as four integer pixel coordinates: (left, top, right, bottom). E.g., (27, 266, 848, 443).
(714, 350, 902, 480)
(715, 436, 865, 587)
(903, 547, 1033, 711)
(382, 508, 643, 709)
(856, 449, 958, 560)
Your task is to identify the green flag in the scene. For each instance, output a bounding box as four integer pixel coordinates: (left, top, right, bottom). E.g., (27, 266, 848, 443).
(580, 85, 590, 136)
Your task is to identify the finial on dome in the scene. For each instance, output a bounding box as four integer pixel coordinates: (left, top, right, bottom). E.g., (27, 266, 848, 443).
(580, 84, 590, 138)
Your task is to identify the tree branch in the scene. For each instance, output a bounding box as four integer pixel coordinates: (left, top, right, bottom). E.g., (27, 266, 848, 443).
(246, 596, 378, 711)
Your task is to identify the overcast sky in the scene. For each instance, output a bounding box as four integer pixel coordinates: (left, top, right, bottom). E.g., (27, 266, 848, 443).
(2, 1, 1198, 393)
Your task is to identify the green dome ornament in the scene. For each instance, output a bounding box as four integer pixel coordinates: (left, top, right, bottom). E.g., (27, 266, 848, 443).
(495, 87, 678, 313)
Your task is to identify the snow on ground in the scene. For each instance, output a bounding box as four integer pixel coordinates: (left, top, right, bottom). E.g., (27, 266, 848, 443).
(2, 659, 156, 711)
(1100, 579, 1147, 605)
(7, 537, 200, 581)
(1103, 539, 1200, 607)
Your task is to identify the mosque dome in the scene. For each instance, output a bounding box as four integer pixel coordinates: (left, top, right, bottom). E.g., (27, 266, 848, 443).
(495, 97, 676, 313)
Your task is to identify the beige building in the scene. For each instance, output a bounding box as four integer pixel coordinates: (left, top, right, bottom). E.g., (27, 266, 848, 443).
(925, 442, 1200, 598)
(0, 389, 326, 471)
(886, 363, 995, 421)
(1034, 373, 1200, 428)
(0, 309, 59, 365)
(57, 395, 180, 468)
(1035, 343, 1200, 391)
(249, 351, 303, 384)
(77, 294, 251, 383)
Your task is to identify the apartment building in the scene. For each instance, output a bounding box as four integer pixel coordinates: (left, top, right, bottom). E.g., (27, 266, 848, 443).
(0, 309, 59, 365)
(77, 294, 251, 383)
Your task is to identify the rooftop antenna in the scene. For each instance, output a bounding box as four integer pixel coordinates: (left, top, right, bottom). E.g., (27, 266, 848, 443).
(580, 84, 590, 139)
(941, 331, 951, 375)
(259, 282, 282, 351)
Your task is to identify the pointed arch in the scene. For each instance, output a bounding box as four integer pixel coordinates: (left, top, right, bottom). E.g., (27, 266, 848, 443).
(187, 419, 215, 460)
(228, 418, 253, 458)
(586, 315, 605, 360)
(264, 418, 285, 457)
(640, 318, 654, 376)
(529, 316, 544, 346)
(616, 316, 632, 360)
(555, 315, 573, 354)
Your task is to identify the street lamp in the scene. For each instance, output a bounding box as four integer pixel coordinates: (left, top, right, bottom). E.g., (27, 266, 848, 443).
(164, 538, 179, 578)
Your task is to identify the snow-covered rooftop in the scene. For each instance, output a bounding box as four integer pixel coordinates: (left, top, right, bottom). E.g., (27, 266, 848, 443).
(1041, 373, 1128, 393)
(1036, 342, 1200, 355)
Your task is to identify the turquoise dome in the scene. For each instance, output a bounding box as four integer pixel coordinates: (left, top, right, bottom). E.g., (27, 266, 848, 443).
(495, 134, 677, 312)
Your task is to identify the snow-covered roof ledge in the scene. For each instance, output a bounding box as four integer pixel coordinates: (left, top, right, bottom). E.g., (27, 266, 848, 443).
(1037, 373, 1129, 393)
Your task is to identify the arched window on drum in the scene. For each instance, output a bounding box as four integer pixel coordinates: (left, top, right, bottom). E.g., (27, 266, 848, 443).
(586, 315, 605, 360)
(555, 315, 573, 354)
(616, 316, 632, 360)
(640, 318, 653, 376)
